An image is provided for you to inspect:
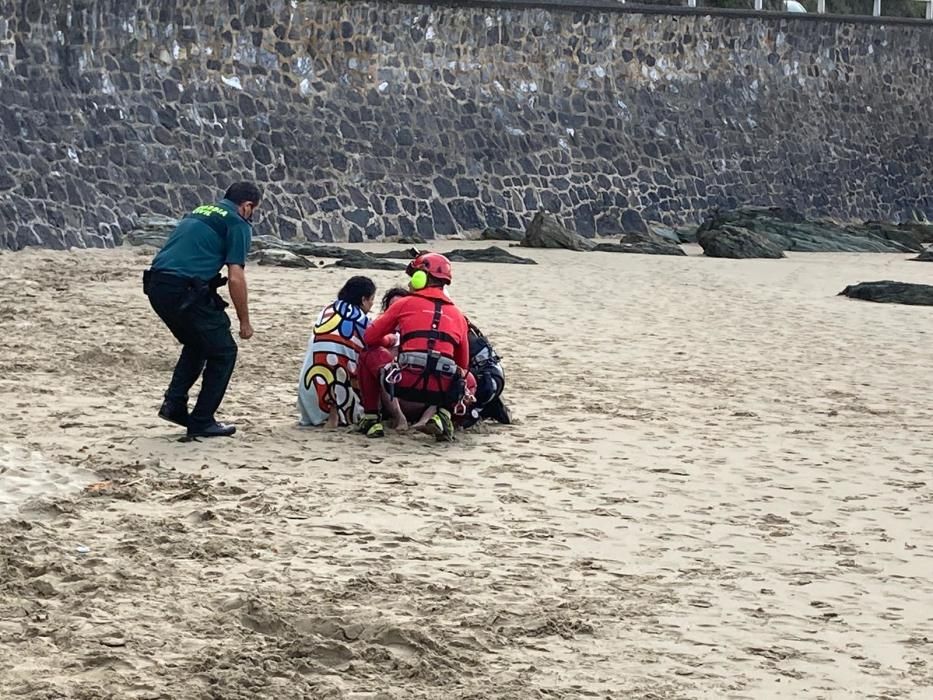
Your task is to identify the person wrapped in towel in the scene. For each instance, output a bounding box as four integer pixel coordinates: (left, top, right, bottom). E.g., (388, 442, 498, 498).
(297, 276, 377, 428)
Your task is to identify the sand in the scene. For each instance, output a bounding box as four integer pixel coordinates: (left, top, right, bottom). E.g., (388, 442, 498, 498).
(0, 241, 932, 699)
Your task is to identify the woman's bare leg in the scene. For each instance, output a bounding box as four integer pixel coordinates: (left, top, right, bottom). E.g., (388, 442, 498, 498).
(325, 407, 340, 429)
(382, 391, 409, 431)
(412, 405, 437, 430)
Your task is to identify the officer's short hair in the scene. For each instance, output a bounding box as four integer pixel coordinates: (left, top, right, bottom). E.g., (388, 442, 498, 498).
(224, 182, 262, 205)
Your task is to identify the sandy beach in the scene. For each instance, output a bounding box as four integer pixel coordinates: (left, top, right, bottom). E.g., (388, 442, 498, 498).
(1, 241, 932, 699)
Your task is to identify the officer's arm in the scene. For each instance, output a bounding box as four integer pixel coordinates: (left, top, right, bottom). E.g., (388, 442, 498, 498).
(225, 222, 253, 339)
(227, 264, 253, 339)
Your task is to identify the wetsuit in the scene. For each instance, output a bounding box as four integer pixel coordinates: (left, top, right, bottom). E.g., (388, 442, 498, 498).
(461, 321, 510, 427)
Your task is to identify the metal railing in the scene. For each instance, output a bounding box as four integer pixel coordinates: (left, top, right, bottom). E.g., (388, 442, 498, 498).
(667, 0, 932, 18)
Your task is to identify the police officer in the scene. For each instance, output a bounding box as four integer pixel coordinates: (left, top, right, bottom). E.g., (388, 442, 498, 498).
(143, 182, 261, 438)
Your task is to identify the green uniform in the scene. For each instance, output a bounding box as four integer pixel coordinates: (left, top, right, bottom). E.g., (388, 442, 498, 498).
(152, 199, 251, 280)
(145, 197, 252, 434)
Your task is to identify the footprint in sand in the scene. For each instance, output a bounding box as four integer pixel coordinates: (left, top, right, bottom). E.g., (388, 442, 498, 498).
(0, 443, 97, 519)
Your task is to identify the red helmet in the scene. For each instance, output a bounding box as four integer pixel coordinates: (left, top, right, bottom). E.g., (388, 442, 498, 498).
(406, 252, 452, 284)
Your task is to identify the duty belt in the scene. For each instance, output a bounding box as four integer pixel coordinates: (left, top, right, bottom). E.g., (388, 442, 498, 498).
(398, 351, 459, 376)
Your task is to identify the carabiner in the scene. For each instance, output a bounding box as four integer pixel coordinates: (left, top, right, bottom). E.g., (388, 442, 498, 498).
(384, 363, 402, 385)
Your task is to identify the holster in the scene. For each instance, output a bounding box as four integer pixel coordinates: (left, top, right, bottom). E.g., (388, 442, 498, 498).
(144, 269, 227, 310)
(208, 274, 228, 291)
(207, 273, 229, 310)
(181, 276, 228, 312)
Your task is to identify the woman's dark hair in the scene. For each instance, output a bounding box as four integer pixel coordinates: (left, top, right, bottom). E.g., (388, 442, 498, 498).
(338, 276, 377, 307)
(381, 286, 410, 311)
(224, 181, 263, 205)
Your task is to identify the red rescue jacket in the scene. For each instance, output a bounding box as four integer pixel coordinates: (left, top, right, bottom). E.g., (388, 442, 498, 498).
(364, 287, 470, 370)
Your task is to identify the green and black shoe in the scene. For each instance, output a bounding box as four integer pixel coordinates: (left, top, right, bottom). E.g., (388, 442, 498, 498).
(421, 408, 455, 442)
(358, 413, 385, 439)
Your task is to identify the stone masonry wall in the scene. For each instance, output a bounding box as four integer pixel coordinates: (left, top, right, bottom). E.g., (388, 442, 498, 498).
(0, 0, 931, 249)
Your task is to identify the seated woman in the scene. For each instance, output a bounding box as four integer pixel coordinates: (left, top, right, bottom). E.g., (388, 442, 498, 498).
(382, 286, 409, 309)
(297, 276, 377, 428)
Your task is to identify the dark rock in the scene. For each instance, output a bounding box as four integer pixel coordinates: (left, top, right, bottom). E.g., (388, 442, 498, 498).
(456, 178, 479, 197)
(331, 250, 408, 271)
(481, 227, 525, 242)
(595, 230, 686, 256)
(839, 280, 933, 306)
(364, 221, 382, 240)
(398, 234, 426, 244)
(675, 226, 699, 244)
(251, 248, 316, 268)
(448, 199, 483, 230)
(433, 177, 457, 198)
(620, 208, 649, 234)
(278, 219, 299, 240)
(649, 225, 681, 244)
(251, 235, 353, 258)
(573, 204, 597, 237)
(483, 205, 506, 229)
(909, 249, 933, 262)
(595, 213, 622, 236)
(849, 222, 929, 253)
(897, 221, 933, 244)
(430, 200, 457, 236)
(538, 190, 561, 213)
(700, 207, 925, 254)
(298, 244, 354, 258)
(624, 229, 685, 253)
(697, 225, 785, 259)
(371, 247, 421, 260)
(398, 217, 415, 237)
(447, 246, 537, 264)
(123, 214, 178, 248)
(520, 212, 595, 252)
(348, 188, 369, 208)
(416, 216, 434, 238)
(373, 245, 534, 265)
(343, 209, 371, 227)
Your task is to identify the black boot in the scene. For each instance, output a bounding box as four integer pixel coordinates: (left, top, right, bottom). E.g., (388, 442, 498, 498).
(158, 398, 190, 427)
(187, 422, 236, 438)
(483, 398, 512, 424)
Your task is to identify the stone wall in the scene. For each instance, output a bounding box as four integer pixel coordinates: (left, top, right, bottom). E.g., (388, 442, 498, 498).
(1, 0, 931, 249)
